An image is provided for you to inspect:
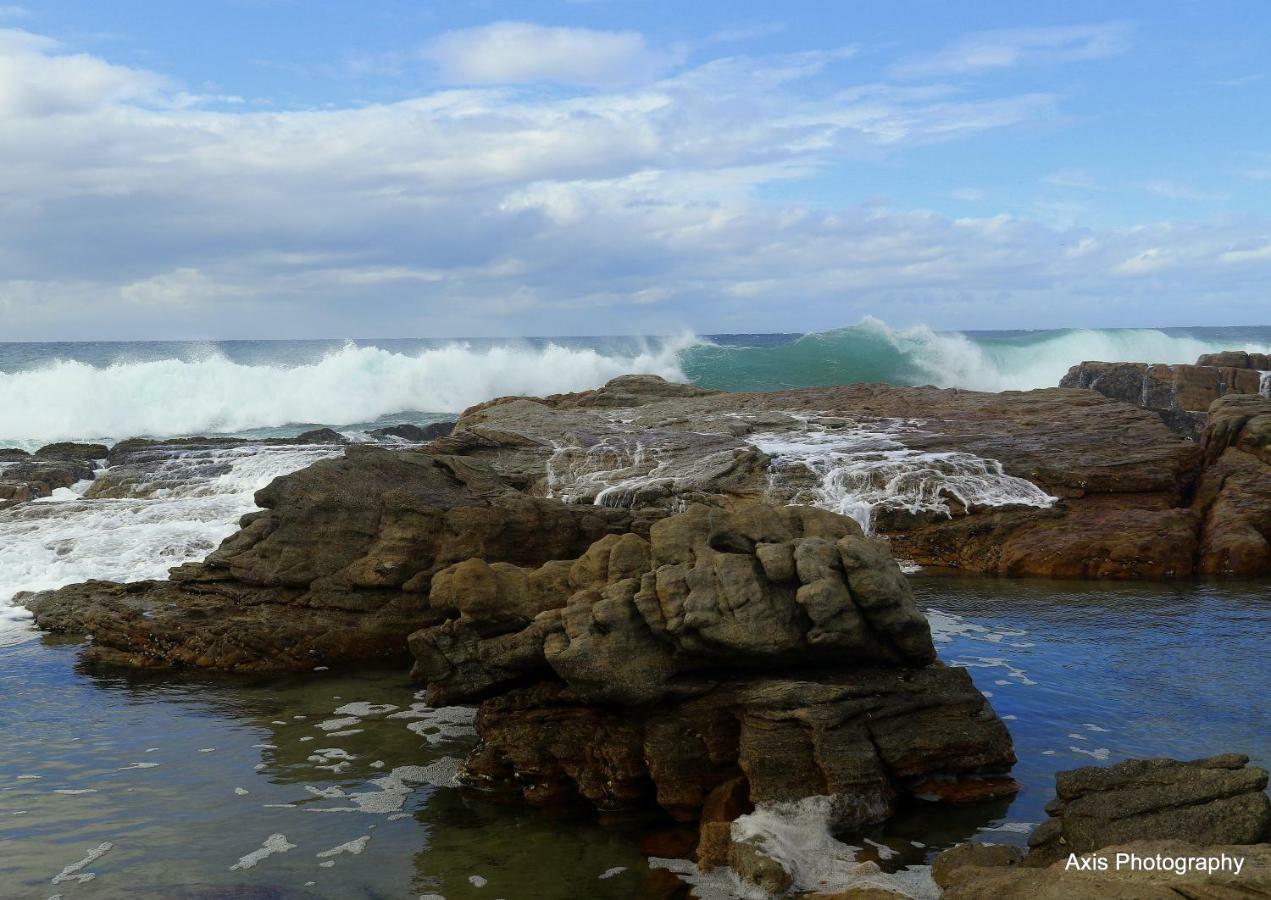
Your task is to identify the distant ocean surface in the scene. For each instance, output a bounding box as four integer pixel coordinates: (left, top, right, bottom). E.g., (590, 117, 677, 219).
(3, 318, 1270, 450)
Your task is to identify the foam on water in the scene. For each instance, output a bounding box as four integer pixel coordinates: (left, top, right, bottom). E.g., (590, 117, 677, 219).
(752, 420, 1055, 532)
(654, 796, 938, 899)
(0, 444, 338, 646)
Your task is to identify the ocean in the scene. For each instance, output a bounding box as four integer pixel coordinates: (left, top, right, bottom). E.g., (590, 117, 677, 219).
(2, 320, 1269, 897)
(3, 320, 1270, 449)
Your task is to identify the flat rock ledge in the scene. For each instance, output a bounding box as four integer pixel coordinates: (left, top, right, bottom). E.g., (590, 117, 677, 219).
(935, 755, 1271, 899)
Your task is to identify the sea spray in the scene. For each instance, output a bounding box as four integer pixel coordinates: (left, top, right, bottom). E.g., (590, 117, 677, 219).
(3, 322, 1269, 447)
(0, 444, 339, 646)
(680, 319, 1271, 394)
(0, 337, 694, 444)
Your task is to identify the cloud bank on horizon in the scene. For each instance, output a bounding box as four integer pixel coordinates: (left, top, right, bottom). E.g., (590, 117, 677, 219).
(0, 1, 1268, 339)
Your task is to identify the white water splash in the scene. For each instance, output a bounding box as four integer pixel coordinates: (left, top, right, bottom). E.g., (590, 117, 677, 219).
(0, 444, 339, 646)
(0, 338, 694, 445)
(544, 437, 742, 509)
(652, 796, 939, 899)
(752, 420, 1055, 532)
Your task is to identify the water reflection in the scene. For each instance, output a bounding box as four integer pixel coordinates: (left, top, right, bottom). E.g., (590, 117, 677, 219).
(3, 577, 1267, 898)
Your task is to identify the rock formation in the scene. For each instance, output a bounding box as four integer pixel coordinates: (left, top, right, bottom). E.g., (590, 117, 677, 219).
(24, 447, 646, 669)
(1024, 754, 1270, 866)
(0, 441, 106, 506)
(435, 373, 1269, 577)
(1061, 351, 1271, 439)
(368, 421, 456, 442)
(936, 755, 1271, 898)
(420, 502, 1016, 837)
(1193, 395, 1271, 575)
(23, 375, 1271, 671)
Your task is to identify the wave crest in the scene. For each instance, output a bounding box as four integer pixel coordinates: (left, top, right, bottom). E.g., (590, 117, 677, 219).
(0, 338, 694, 443)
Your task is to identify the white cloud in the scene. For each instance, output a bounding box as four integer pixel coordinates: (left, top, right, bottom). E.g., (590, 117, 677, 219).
(1139, 179, 1223, 202)
(1219, 243, 1271, 265)
(0, 29, 166, 116)
(890, 23, 1130, 79)
(1043, 168, 1098, 190)
(422, 21, 679, 87)
(0, 24, 1268, 338)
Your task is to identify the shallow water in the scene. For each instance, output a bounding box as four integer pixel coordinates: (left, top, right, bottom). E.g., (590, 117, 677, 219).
(2, 577, 1266, 899)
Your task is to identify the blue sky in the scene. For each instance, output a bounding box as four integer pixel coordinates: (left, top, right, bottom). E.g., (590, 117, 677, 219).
(1, 1, 1269, 338)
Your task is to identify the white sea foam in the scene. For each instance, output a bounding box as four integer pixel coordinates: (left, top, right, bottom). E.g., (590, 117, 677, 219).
(316, 835, 371, 858)
(51, 842, 114, 886)
(653, 796, 939, 898)
(752, 422, 1055, 532)
(230, 833, 296, 870)
(0, 338, 693, 444)
(0, 444, 337, 646)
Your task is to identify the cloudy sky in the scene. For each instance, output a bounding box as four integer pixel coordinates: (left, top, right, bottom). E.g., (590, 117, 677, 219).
(2, 0, 1269, 339)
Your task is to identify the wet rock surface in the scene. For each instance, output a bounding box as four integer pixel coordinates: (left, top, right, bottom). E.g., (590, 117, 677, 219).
(0, 441, 106, 505)
(447, 504, 1014, 834)
(437, 374, 1268, 577)
(24, 448, 644, 670)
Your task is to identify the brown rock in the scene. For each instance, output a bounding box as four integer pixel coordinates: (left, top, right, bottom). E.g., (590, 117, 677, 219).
(1026, 754, 1271, 866)
(24, 448, 643, 670)
(408, 502, 938, 706)
(1193, 395, 1271, 575)
(942, 840, 1271, 899)
(459, 666, 1014, 828)
(932, 842, 1025, 888)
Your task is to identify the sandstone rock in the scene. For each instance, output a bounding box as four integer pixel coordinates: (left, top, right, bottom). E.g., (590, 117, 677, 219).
(1193, 395, 1271, 575)
(459, 665, 1014, 827)
(1025, 754, 1271, 866)
(1197, 350, 1271, 369)
(434, 376, 1209, 579)
(1061, 359, 1262, 424)
(369, 421, 456, 442)
(0, 447, 99, 503)
(941, 840, 1271, 899)
(34, 441, 109, 461)
(932, 842, 1024, 888)
(407, 502, 936, 706)
(24, 448, 643, 670)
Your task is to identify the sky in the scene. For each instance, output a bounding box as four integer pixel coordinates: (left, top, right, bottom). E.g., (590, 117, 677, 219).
(1, 0, 1269, 340)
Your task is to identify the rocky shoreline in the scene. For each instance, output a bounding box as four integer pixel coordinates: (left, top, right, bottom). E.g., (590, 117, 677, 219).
(11, 352, 1271, 896)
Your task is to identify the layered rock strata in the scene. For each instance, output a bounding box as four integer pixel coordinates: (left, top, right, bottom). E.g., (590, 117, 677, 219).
(24, 447, 645, 670)
(1061, 351, 1271, 438)
(414, 503, 1016, 830)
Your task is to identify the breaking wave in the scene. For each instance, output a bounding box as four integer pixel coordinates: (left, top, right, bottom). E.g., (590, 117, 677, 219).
(0, 338, 693, 444)
(2, 321, 1268, 445)
(682, 317, 1271, 393)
